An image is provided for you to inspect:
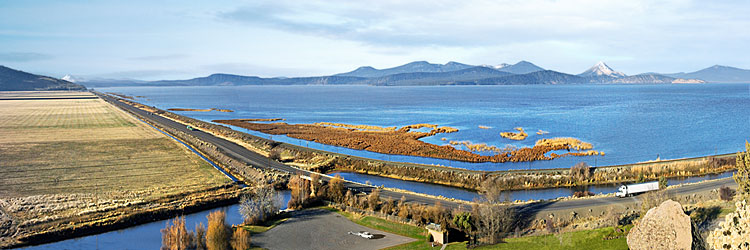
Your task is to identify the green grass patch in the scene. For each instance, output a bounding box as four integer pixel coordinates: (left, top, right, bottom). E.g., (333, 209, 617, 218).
(328, 207, 427, 240)
(327, 206, 630, 250)
(242, 215, 290, 234)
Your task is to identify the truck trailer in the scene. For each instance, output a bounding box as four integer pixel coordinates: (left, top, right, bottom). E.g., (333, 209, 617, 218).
(615, 181, 659, 197)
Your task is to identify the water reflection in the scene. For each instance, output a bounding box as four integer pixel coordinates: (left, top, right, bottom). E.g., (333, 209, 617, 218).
(21, 191, 291, 250)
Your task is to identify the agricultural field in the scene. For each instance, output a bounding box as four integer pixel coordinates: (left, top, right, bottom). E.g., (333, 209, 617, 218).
(0, 91, 232, 247)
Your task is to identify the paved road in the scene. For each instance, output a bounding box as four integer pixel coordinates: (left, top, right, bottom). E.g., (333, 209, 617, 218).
(96, 93, 454, 208)
(97, 92, 738, 215)
(252, 209, 414, 250)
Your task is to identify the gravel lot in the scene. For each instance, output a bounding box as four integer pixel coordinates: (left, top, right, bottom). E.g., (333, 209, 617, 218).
(252, 209, 414, 250)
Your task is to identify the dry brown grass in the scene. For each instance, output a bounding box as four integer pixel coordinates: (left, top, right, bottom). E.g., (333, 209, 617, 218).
(167, 108, 234, 112)
(500, 127, 528, 140)
(314, 122, 397, 132)
(0, 91, 231, 245)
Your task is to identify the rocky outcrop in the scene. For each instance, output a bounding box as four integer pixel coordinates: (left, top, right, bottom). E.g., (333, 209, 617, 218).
(708, 200, 750, 250)
(627, 200, 692, 250)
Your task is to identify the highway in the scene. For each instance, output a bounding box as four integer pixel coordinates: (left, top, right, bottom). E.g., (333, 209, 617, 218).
(97, 92, 738, 215)
(95, 93, 458, 209)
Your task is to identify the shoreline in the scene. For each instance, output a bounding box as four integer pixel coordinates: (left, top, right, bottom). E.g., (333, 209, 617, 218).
(3, 185, 242, 249)
(107, 95, 738, 192)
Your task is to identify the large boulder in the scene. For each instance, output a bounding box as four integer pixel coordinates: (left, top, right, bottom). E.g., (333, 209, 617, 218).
(628, 199, 692, 250)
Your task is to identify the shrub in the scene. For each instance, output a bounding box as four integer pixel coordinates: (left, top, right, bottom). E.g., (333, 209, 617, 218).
(639, 190, 669, 216)
(327, 174, 345, 203)
(206, 210, 231, 250)
(268, 148, 282, 161)
(570, 162, 591, 183)
(573, 191, 594, 198)
(719, 186, 736, 201)
(658, 176, 668, 189)
(453, 212, 474, 234)
(231, 227, 251, 250)
(367, 189, 380, 212)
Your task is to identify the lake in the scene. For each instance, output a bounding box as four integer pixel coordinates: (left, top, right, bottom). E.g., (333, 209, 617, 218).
(99, 84, 750, 171)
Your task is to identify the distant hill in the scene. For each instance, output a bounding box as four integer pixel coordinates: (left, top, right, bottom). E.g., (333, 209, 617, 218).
(665, 65, 750, 83)
(457, 70, 585, 85)
(494, 61, 546, 74)
(0, 66, 86, 91)
(604, 73, 705, 84)
(335, 61, 474, 77)
(363, 66, 513, 86)
(147, 73, 368, 86)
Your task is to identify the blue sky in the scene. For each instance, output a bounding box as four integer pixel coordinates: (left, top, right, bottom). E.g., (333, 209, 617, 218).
(1, 0, 749, 80)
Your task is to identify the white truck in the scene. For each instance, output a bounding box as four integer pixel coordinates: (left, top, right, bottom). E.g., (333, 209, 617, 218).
(615, 181, 659, 197)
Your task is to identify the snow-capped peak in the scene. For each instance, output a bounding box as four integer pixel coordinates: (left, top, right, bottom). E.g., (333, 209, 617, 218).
(579, 61, 626, 78)
(481, 63, 510, 69)
(61, 75, 76, 82)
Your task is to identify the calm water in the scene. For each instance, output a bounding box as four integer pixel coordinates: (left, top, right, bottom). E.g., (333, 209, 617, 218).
(333, 171, 736, 202)
(100, 84, 750, 171)
(21, 191, 291, 250)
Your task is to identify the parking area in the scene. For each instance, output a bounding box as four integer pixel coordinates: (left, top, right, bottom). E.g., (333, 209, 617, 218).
(252, 209, 414, 250)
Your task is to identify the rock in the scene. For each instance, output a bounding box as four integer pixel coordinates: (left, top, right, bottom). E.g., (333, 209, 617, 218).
(708, 200, 750, 250)
(627, 200, 692, 250)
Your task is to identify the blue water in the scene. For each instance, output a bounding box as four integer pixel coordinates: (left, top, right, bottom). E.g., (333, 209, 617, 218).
(334, 171, 736, 202)
(21, 191, 291, 250)
(99, 84, 750, 171)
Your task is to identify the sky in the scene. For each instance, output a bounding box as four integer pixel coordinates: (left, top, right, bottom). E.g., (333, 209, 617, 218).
(1, 0, 749, 80)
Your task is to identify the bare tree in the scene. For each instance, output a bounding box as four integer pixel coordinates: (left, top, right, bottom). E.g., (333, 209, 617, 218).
(161, 216, 193, 250)
(570, 162, 591, 183)
(239, 184, 282, 225)
(472, 202, 516, 245)
(287, 175, 311, 209)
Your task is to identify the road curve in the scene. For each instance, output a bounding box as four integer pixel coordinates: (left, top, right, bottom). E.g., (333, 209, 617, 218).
(96, 92, 738, 214)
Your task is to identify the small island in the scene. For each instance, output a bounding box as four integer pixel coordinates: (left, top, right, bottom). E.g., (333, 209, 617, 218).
(500, 127, 528, 140)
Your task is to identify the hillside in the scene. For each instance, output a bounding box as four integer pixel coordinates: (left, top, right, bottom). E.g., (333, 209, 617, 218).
(666, 65, 750, 83)
(364, 66, 513, 86)
(0, 66, 86, 91)
(457, 70, 585, 85)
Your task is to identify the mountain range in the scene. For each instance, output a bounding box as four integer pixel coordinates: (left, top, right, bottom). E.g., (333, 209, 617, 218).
(3, 61, 750, 90)
(0, 66, 86, 91)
